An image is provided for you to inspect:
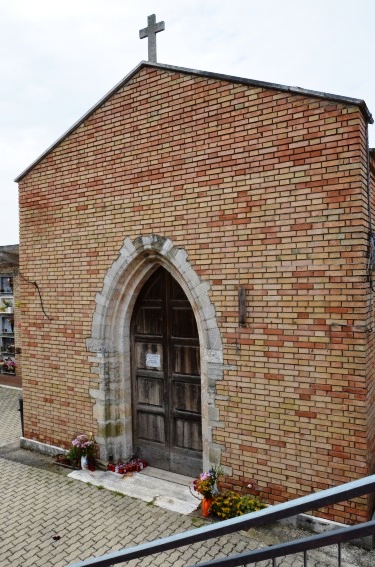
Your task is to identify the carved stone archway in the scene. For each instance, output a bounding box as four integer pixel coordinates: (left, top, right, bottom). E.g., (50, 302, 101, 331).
(87, 235, 224, 470)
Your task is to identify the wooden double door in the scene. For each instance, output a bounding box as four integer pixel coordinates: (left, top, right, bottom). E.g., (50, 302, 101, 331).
(131, 267, 202, 477)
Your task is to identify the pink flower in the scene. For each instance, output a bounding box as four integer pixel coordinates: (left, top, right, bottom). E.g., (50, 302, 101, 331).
(200, 472, 211, 480)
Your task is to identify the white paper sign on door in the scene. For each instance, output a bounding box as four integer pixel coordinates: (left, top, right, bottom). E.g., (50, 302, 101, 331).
(146, 353, 160, 368)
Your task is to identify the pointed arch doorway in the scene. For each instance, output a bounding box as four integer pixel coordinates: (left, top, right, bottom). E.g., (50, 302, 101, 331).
(131, 266, 203, 477)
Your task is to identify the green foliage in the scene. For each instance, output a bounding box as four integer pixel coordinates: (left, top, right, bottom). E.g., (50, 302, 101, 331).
(210, 490, 266, 520)
(67, 444, 81, 466)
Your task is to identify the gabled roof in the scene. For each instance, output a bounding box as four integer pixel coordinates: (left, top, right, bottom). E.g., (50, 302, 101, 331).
(15, 61, 373, 182)
(0, 244, 19, 266)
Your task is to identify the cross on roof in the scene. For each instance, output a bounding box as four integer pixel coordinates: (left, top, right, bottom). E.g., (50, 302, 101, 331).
(139, 14, 165, 63)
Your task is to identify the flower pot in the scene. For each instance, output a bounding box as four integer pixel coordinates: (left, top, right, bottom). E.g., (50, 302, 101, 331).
(81, 455, 89, 470)
(201, 497, 212, 517)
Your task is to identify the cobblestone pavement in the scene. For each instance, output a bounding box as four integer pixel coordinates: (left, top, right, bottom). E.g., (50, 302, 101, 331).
(0, 385, 374, 567)
(0, 385, 22, 447)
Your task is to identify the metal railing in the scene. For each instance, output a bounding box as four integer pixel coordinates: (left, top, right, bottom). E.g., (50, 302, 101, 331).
(67, 475, 375, 567)
(191, 520, 375, 566)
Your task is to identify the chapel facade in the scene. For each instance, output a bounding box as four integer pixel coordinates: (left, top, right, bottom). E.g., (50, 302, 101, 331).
(16, 60, 375, 524)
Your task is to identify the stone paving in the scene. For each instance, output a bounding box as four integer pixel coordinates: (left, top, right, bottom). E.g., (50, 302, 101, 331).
(0, 385, 22, 447)
(0, 385, 374, 567)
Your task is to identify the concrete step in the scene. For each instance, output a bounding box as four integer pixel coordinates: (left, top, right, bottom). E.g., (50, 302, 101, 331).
(68, 466, 202, 515)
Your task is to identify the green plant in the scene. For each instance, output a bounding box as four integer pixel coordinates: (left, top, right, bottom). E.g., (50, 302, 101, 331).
(210, 490, 266, 520)
(2, 299, 12, 308)
(67, 443, 82, 466)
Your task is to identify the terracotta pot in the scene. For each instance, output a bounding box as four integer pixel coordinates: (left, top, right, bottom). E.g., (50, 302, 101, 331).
(201, 497, 212, 517)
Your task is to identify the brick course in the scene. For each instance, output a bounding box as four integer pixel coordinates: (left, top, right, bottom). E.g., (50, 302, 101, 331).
(17, 63, 375, 523)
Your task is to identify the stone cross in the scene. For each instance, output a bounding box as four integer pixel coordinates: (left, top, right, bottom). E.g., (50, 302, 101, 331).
(139, 14, 165, 63)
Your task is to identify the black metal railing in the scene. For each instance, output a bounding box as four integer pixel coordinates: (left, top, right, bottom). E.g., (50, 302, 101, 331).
(67, 475, 375, 567)
(191, 520, 375, 566)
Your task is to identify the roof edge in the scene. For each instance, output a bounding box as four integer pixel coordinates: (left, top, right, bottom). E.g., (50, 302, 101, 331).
(0, 244, 19, 266)
(153, 62, 373, 124)
(15, 61, 374, 182)
(0, 244, 19, 253)
(15, 61, 147, 182)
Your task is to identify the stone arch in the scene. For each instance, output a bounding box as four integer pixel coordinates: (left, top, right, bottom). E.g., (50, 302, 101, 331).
(87, 235, 224, 469)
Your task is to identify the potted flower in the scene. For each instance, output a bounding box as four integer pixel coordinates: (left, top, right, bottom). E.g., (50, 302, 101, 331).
(0, 358, 16, 374)
(193, 465, 223, 517)
(68, 433, 96, 470)
(4, 360, 16, 374)
(2, 299, 13, 313)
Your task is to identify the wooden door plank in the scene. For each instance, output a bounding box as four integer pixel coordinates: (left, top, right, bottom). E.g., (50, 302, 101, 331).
(131, 267, 202, 476)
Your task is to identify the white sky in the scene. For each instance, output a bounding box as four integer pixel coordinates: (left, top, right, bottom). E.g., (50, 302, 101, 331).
(1, 0, 375, 245)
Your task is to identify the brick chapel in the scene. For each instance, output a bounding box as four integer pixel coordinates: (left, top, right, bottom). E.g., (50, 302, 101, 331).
(15, 16, 375, 524)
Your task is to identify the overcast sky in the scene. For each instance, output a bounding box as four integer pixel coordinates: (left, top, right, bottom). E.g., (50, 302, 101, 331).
(1, 0, 375, 245)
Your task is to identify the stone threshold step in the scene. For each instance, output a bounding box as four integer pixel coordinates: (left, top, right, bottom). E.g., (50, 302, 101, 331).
(68, 466, 201, 516)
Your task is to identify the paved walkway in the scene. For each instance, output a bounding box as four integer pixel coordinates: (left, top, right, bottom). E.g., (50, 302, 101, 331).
(0, 385, 22, 447)
(0, 385, 374, 567)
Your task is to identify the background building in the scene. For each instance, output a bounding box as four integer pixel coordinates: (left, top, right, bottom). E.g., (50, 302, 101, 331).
(0, 245, 20, 388)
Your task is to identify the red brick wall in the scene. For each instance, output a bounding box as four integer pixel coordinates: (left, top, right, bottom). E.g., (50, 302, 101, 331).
(366, 151, 375, 494)
(18, 66, 372, 522)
